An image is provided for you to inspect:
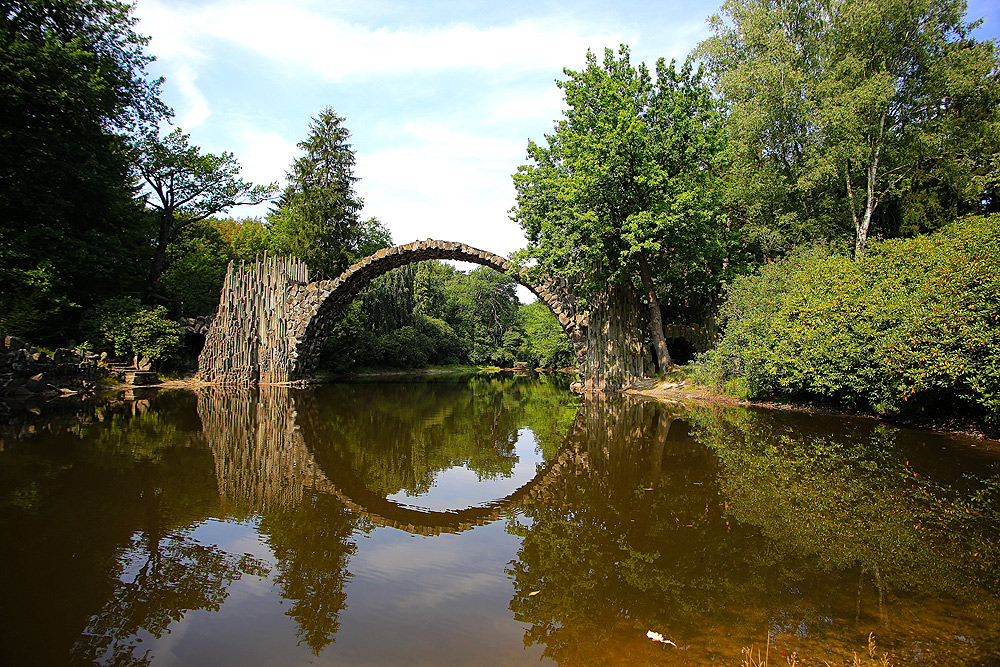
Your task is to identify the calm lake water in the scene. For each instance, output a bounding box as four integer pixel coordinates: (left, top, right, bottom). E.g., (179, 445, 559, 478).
(1, 373, 999, 666)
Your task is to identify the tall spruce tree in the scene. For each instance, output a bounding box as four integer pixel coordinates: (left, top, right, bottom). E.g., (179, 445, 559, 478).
(269, 107, 390, 279)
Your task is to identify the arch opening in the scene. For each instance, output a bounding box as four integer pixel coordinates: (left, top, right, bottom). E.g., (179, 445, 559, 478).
(288, 241, 587, 379)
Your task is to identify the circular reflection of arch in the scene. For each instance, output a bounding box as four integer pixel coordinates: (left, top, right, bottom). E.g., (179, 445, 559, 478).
(285, 240, 586, 379)
(304, 436, 588, 536)
(197, 385, 590, 536)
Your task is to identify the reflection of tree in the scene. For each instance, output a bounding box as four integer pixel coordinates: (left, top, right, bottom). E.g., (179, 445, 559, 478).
(296, 373, 578, 498)
(507, 397, 1000, 665)
(0, 392, 272, 667)
(73, 524, 267, 665)
(259, 491, 359, 655)
(684, 404, 1000, 605)
(508, 396, 764, 664)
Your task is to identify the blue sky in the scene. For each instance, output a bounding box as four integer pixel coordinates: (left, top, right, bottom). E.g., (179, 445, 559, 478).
(133, 0, 1000, 261)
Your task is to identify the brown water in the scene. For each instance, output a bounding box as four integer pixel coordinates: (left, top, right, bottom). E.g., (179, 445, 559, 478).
(1, 373, 999, 666)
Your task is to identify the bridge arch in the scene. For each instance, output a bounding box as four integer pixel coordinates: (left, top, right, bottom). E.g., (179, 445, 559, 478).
(198, 240, 589, 384)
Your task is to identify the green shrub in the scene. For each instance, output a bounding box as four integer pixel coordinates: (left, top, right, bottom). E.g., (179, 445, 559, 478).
(82, 297, 182, 366)
(707, 214, 1000, 421)
(416, 315, 469, 364)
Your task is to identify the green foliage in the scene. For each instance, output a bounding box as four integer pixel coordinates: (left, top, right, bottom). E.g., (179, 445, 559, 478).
(157, 219, 232, 317)
(702, 214, 1000, 421)
(372, 326, 434, 369)
(318, 261, 574, 372)
(697, 0, 1000, 256)
(136, 128, 277, 304)
(82, 296, 181, 364)
(519, 301, 575, 368)
(511, 46, 730, 320)
(0, 0, 165, 340)
(269, 107, 390, 279)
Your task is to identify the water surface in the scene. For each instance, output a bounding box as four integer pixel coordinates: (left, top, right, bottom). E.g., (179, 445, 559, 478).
(1, 373, 998, 665)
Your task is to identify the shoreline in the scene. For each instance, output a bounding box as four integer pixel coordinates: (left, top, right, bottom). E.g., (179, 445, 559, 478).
(9, 368, 997, 445)
(624, 378, 1000, 444)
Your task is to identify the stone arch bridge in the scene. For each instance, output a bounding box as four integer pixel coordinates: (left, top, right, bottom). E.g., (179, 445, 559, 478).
(197, 239, 653, 390)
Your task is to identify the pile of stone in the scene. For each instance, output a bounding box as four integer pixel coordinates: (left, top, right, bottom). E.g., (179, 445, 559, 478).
(1, 334, 102, 398)
(178, 314, 214, 336)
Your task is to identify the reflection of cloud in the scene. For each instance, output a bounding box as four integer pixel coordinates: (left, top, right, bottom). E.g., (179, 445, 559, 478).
(190, 519, 277, 566)
(352, 530, 513, 609)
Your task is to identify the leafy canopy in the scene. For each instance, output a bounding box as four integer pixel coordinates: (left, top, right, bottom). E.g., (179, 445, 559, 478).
(697, 0, 1000, 255)
(0, 0, 169, 339)
(511, 46, 729, 315)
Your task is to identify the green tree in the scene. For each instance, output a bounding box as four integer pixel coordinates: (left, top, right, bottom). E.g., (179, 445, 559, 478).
(157, 219, 232, 317)
(698, 0, 1000, 256)
(0, 0, 168, 340)
(269, 107, 391, 279)
(136, 128, 276, 305)
(81, 296, 181, 365)
(512, 47, 729, 371)
(467, 266, 519, 365)
(519, 301, 574, 368)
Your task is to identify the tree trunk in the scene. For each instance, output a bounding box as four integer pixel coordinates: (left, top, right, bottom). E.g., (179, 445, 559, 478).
(853, 110, 886, 258)
(638, 251, 672, 372)
(144, 211, 173, 305)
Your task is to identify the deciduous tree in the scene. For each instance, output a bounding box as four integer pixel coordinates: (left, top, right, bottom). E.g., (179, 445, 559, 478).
(0, 0, 168, 338)
(136, 128, 276, 305)
(512, 47, 728, 371)
(698, 0, 1000, 256)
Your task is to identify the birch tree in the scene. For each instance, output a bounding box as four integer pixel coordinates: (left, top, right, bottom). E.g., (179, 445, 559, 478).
(698, 0, 1000, 256)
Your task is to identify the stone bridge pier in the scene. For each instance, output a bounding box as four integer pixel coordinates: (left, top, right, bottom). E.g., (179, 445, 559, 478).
(197, 240, 653, 390)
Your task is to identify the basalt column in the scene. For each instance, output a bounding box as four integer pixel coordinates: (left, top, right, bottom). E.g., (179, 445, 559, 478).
(580, 282, 655, 391)
(197, 254, 309, 384)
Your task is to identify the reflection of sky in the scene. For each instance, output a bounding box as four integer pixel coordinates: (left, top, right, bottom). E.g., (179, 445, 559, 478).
(143, 519, 307, 667)
(134, 505, 540, 665)
(334, 521, 541, 665)
(386, 427, 545, 511)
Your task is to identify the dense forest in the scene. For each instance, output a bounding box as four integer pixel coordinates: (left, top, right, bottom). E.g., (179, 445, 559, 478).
(2, 0, 999, 419)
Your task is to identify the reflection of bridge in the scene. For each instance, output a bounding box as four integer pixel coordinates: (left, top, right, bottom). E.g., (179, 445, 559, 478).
(197, 240, 655, 390)
(196, 386, 592, 535)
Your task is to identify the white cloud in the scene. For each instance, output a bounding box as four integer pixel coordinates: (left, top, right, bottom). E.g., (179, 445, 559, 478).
(230, 122, 297, 189)
(171, 63, 211, 129)
(136, 0, 631, 82)
(354, 122, 526, 255)
(484, 87, 566, 125)
(132, 0, 727, 261)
